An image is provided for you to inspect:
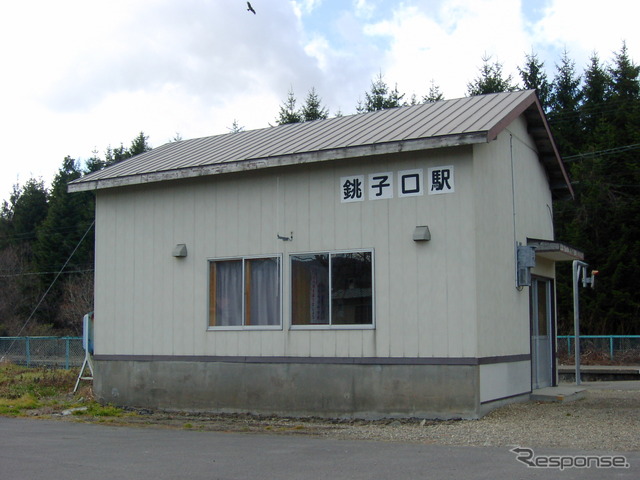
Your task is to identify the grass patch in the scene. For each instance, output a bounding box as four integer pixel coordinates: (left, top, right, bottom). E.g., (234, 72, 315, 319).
(0, 393, 40, 416)
(82, 403, 125, 417)
(0, 363, 77, 401)
(0, 361, 113, 419)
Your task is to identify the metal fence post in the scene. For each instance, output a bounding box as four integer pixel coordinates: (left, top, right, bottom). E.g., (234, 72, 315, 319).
(65, 337, 70, 370)
(610, 336, 614, 361)
(25, 337, 30, 367)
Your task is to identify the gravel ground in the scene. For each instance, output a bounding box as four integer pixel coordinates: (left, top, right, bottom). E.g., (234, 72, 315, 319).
(64, 382, 640, 452)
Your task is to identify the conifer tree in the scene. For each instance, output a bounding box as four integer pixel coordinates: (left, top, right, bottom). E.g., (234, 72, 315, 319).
(103, 132, 151, 167)
(227, 120, 245, 134)
(104, 144, 129, 167)
(607, 42, 640, 149)
(300, 87, 329, 122)
(276, 88, 303, 125)
(423, 80, 444, 103)
(519, 51, 552, 110)
(0, 131, 153, 333)
(85, 150, 107, 173)
(357, 72, 405, 112)
(467, 55, 518, 96)
(553, 44, 640, 334)
(32, 157, 95, 327)
(580, 53, 612, 142)
(548, 50, 583, 156)
(595, 42, 640, 333)
(128, 131, 152, 157)
(0, 179, 48, 250)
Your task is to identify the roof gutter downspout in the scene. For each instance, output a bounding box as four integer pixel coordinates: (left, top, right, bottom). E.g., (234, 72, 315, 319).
(509, 133, 521, 290)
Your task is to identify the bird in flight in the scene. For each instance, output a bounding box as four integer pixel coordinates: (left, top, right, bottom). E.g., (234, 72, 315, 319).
(247, 2, 256, 14)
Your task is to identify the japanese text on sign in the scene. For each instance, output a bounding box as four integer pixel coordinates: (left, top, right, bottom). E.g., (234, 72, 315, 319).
(398, 169, 423, 197)
(341, 167, 454, 203)
(428, 166, 455, 194)
(340, 175, 365, 202)
(368, 172, 393, 200)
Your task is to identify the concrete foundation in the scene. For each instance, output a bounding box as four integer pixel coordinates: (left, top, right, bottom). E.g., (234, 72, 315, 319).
(94, 358, 484, 419)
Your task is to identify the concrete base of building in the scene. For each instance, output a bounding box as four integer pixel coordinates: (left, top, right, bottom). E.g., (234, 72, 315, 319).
(93, 357, 525, 420)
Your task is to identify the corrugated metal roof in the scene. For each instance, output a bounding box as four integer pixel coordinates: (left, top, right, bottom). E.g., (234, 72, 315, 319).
(68, 90, 571, 197)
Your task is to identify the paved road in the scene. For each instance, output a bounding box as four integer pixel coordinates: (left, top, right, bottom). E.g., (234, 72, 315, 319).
(0, 417, 637, 479)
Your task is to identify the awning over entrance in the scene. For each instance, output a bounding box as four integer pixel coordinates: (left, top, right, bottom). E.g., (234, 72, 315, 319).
(527, 239, 585, 262)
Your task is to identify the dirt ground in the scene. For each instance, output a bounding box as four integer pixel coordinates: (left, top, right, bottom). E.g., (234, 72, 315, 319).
(42, 382, 640, 452)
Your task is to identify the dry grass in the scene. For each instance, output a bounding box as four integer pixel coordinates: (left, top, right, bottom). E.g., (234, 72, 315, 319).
(0, 361, 124, 418)
(557, 347, 640, 366)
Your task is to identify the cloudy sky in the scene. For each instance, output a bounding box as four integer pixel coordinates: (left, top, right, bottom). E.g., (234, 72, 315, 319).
(1, 0, 637, 202)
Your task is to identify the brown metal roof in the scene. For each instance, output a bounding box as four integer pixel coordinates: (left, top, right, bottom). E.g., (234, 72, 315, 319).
(68, 90, 572, 197)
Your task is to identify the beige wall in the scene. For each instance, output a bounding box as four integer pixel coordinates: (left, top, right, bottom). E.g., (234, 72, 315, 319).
(94, 116, 554, 363)
(473, 116, 555, 358)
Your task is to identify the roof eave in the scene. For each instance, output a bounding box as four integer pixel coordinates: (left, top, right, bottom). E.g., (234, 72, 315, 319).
(67, 132, 487, 193)
(528, 238, 585, 262)
(486, 91, 574, 200)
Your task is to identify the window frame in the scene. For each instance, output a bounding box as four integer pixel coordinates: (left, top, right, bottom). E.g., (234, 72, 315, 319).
(289, 249, 375, 330)
(207, 254, 283, 331)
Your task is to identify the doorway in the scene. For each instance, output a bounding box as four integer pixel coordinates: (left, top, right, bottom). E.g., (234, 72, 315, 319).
(530, 277, 555, 389)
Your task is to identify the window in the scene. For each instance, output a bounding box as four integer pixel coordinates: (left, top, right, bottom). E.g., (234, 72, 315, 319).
(291, 251, 373, 327)
(209, 256, 281, 328)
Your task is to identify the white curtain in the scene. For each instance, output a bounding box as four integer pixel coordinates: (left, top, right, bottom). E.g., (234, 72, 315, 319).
(215, 260, 243, 326)
(247, 258, 280, 326)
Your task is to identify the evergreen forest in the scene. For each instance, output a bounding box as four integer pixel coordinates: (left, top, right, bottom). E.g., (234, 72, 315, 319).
(1, 44, 638, 337)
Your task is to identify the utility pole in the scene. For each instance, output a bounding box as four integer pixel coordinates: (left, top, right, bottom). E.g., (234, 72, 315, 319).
(572, 261, 597, 385)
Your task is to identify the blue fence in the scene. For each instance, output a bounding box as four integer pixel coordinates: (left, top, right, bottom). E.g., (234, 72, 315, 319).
(0, 337, 84, 369)
(558, 335, 640, 362)
(2, 335, 637, 367)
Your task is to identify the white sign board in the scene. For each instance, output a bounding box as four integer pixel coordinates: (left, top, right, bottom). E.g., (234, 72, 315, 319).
(428, 166, 455, 194)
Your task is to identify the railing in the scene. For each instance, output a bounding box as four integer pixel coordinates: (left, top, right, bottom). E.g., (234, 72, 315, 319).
(558, 335, 640, 363)
(0, 337, 84, 369)
(3, 335, 637, 368)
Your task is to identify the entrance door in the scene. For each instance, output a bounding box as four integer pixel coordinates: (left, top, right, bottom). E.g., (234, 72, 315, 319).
(530, 278, 554, 389)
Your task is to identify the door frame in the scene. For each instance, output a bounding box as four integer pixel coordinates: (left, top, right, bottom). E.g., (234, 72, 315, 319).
(530, 276, 557, 389)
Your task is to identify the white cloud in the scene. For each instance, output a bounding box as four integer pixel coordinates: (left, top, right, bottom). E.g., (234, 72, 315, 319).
(0, 1, 319, 198)
(532, 0, 639, 69)
(363, 0, 530, 99)
(292, 0, 324, 16)
(1, 0, 638, 202)
(354, 0, 377, 19)
(304, 35, 332, 72)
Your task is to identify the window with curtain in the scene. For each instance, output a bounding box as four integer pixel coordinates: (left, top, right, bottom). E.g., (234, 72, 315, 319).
(209, 256, 281, 328)
(291, 250, 373, 327)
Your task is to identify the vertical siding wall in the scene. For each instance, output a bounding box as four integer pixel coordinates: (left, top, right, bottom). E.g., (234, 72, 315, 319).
(94, 147, 480, 360)
(473, 117, 555, 358)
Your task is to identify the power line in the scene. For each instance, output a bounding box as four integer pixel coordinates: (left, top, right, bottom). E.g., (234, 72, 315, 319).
(546, 97, 639, 126)
(563, 143, 640, 161)
(0, 268, 94, 278)
(0, 222, 95, 242)
(0, 220, 95, 360)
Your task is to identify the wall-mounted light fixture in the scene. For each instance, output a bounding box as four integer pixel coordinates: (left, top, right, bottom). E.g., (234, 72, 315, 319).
(413, 226, 431, 242)
(172, 244, 188, 257)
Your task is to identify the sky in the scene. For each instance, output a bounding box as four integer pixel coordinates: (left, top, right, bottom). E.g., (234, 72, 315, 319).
(1, 0, 638, 202)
